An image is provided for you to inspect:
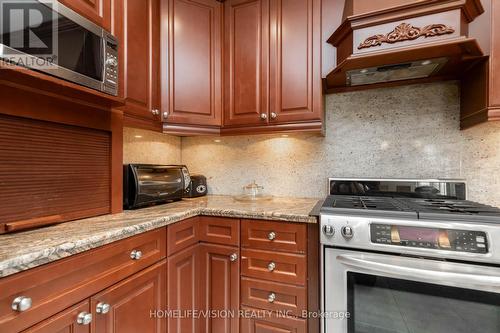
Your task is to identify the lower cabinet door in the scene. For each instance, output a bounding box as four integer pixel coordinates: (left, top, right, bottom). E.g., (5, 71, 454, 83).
(22, 301, 91, 333)
(240, 306, 306, 333)
(168, 244, 200, 333)
(91, 260, 166, 333)
(199, 243, 240, 333)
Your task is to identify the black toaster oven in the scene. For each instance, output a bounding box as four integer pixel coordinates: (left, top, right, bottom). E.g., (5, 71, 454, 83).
(123, 164, 191, 209)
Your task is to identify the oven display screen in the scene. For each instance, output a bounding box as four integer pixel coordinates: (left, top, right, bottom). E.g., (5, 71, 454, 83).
(398, 226, 439, 243)
(371, 224, 488, 253)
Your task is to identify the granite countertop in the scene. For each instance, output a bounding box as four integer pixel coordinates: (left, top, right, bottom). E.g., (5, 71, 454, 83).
(0, 195, 320, 278)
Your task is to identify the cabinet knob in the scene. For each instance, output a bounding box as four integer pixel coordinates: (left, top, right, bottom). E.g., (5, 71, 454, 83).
(270, 112, 277, 120)
(11, 296, 32, 312)
(96, 302, 111, 314)
(260, 113, 268, 120)
(77, 312, 92, 325)
(162, 111, 169, 119)
(130, 249, 142, 260)
(151, 109, 159, 116)
(267, 231, 276, 241)
(229, 253, 238, 262)
(267, 292, 276, 303)
(267, 262, 276, 272)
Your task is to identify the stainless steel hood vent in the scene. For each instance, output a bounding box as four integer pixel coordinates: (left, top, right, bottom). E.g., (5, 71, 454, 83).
(346, 57, 448, 86)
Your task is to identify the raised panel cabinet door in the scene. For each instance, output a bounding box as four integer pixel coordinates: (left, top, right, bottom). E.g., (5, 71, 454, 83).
(269, 0, 322, 124)
(113, 0, 161, 129)
(199, 244, 240, 333)
(22, 301, 91, 333)
(59, 0, 111, 30)
(168, 244, 200, 333)
(162, 0, 222, 126)
(91, 260, 166, 333)
(240, 306, 306, 333)
(224, 0, 270, 126)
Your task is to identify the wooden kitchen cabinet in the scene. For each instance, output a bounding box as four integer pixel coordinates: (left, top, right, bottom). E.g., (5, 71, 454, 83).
(269, 0, 323, 125)
(222, 0, 323, 135)
(113, 0, 162, 131)
(223, 0, 270, 128)
(91, 260, 166, 333)
(199, 244, 240, 333)
(161, 0, 223, 135)
(167, 244, 200, 333)
(0, 229, 166, 333)
(59, 0, 111, 31)
(461, 0, 500, 128)
(22, 301, 91, 333)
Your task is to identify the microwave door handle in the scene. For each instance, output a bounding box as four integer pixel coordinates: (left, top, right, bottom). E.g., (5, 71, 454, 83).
(336, 254, 500, 293)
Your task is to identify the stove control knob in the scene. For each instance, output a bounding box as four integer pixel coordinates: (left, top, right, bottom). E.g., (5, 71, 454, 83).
(341, 226, 353, 239)
(323, 225, 335, 237)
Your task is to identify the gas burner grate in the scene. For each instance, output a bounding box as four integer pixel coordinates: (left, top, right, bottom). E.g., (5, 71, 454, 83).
(331, 196, 411, 211)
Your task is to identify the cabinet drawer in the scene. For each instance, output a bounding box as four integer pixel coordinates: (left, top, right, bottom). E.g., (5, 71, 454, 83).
(241, 249, 306, 285)
(199, 217, 239, 246)
(241, 277, 307, 318)
(240, 306, 307, 333)
(241, 220, 306, 253)
(0, 228, 166, 333)
(167, 217, 200, 255)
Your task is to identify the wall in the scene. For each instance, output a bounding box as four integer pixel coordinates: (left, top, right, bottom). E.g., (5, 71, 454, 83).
(123, 127, 181, 165)
(181, 81, 500, 207)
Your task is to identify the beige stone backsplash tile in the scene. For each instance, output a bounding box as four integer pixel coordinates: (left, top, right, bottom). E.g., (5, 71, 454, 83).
(182, 81, 500, 207)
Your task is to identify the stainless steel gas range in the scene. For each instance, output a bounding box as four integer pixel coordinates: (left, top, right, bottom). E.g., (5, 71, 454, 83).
(319, 178, 500, 333)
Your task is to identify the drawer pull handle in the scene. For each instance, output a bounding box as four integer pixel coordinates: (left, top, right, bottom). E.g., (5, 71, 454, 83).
(268, 292, 276, 303)
(11, 296, 32, 312)
(229, 253, 238, 262)
(77, 312, 92, 325)
(267, 262, 276, 272)
(96, 302, 111, 314)
(268, 231, 276, 241)
(130, 249, 143, 260)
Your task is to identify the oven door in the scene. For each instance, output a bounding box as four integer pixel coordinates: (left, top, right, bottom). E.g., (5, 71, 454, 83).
(323, 247, 500, 333)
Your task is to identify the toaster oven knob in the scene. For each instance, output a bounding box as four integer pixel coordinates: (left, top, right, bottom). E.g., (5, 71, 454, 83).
(323, 225, 335, 237)
(341, 226, 354, 239)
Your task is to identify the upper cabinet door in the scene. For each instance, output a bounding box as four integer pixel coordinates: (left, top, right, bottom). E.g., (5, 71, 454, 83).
(91, 261, 166, 333)
(59, 0, 111, 31)
(162, 0, 222, 126)
(113, 0, 161, 130)
(269, 0, 322, 124)
(224, 0, 270, 127)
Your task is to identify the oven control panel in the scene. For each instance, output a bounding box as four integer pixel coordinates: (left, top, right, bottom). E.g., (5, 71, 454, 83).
(371, 224, 488, 254)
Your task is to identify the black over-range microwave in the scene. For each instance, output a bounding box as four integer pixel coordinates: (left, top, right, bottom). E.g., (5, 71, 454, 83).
(124, 164, 191, 209)
(0, 0, 118, 95)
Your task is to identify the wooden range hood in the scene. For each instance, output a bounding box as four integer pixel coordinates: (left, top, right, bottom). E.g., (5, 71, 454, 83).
(324, 0, 485, 93)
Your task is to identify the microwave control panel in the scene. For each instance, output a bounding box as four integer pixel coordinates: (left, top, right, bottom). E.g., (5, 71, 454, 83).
(371, 224, 488, 254)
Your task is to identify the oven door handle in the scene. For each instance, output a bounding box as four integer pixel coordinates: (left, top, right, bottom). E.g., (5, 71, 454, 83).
(337, 254, 500, 293)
